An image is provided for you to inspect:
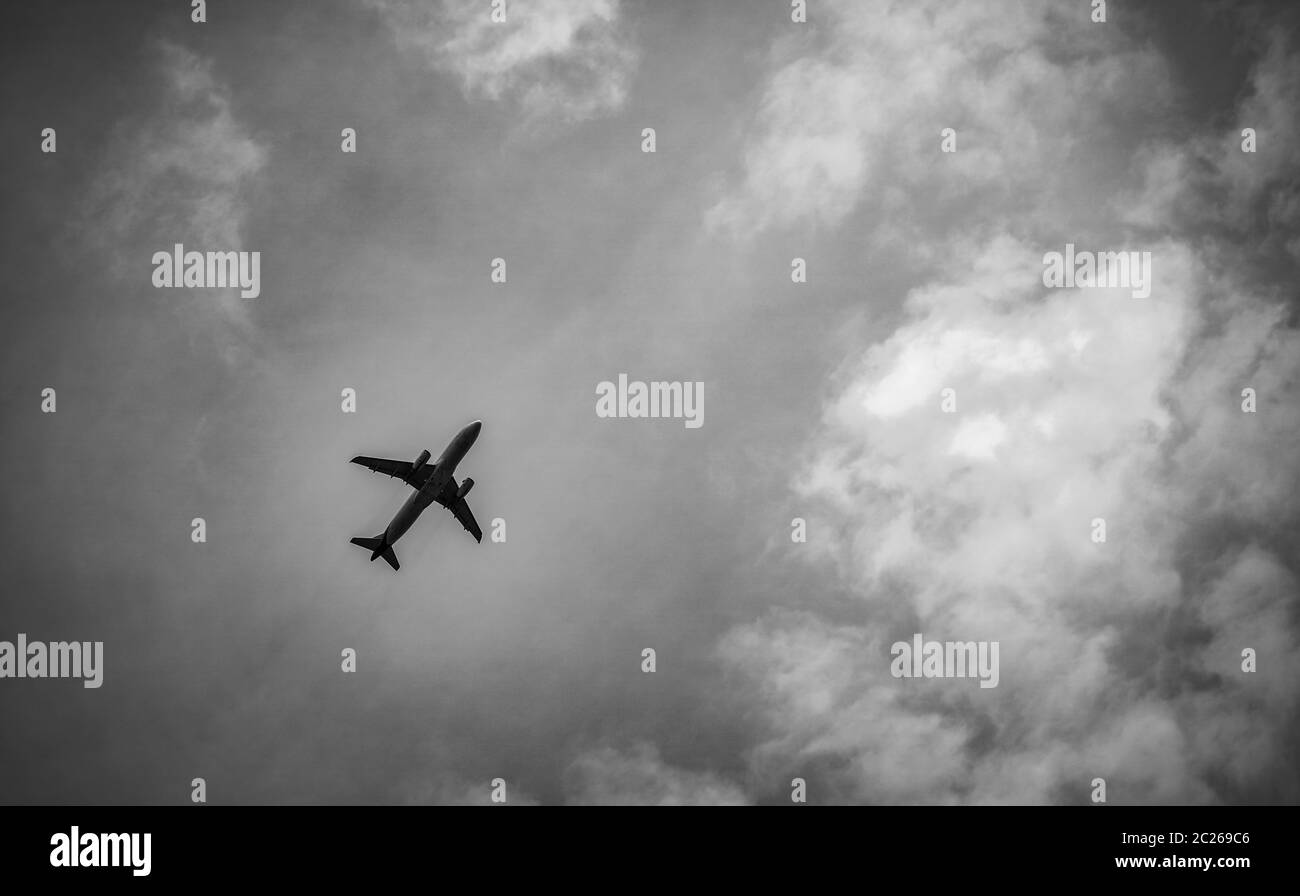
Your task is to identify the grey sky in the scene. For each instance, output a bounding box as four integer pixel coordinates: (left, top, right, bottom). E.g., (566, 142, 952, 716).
(1, 0, 1297, 805)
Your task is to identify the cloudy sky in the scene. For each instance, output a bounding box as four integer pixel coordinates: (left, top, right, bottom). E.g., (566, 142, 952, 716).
(1, 0, 1297, 805)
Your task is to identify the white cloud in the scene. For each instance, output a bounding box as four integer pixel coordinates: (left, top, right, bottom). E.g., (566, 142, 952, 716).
(81, 42, 266, 358)
(564, 743, 749, 805)
(706, 0, 1168, 239)
(715, 5, 1300, 803)
(949, 414, 1008, 461)
(1124, 34, 1300, 258)
(367, 0, 638, 127)
(738, 229, 1300, 802)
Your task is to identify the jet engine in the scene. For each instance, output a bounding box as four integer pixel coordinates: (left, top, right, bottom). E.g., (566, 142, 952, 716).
(411, 449, 431, 475)
(457, 477, 474, 499)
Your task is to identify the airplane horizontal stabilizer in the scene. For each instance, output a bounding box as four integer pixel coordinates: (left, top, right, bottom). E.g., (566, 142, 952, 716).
(349, 535, 400, 571)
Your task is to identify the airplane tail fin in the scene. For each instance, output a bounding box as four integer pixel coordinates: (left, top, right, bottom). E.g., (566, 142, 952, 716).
(350, 535, 400, 571)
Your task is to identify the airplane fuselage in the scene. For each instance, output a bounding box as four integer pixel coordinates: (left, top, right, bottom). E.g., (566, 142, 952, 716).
(384, 420, 481, 546)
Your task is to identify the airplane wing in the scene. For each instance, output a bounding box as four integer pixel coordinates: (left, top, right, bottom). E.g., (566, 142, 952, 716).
(449, 498, 482, 542)
(350, 456, 414, 481)
(436, 480, 483, 542)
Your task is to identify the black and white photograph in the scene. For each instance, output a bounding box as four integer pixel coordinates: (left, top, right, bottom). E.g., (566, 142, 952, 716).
(1, 0, 1297, 880)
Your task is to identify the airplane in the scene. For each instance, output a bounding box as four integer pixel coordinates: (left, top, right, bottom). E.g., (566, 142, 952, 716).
(348, 419, 483, 570)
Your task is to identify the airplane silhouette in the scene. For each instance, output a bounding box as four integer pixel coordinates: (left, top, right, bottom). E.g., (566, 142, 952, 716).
(349, 420, 483, 570)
